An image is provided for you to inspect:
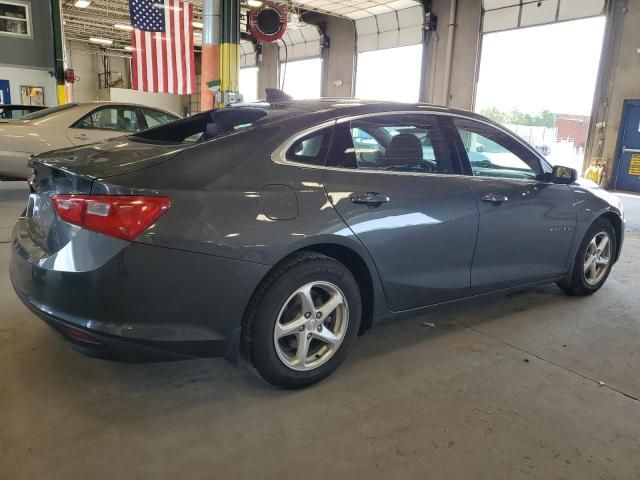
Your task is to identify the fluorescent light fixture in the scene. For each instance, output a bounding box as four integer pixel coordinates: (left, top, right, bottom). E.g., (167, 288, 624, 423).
(113, 23, 133, 31)
(89, 37, 113, 46)
(74, 0, 91, 8)
(124, 46, 135, 51)
(247, 0, 263, 7)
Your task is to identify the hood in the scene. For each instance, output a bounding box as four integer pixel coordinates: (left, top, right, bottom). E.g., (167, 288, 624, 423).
(32, 136, 187, 179)
(573, 177, 601, 189)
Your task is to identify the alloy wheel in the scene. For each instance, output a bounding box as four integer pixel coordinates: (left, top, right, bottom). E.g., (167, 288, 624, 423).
(583, 231, 612, 286)
(273, 281, 349, 371)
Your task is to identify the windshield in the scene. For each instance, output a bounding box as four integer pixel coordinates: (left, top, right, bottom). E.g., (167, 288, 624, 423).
(132, 103, 311, 145)
(21, 103, 79, 120)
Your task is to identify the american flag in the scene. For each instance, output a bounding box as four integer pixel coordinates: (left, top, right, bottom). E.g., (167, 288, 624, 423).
(129, 0, 196, 95)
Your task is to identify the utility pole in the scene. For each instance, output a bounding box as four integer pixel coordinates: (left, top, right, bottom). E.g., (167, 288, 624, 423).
(220, 0, 240, 103)
(50, 0, 67, 104)
(201, 0, 221, 110)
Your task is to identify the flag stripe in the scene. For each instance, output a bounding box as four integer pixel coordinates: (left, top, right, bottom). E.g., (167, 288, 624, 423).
(183, 3, 191, 96)
(131, 0, 195, 95)
(156, 32, 164, 92)
(173, 0, 183, 95)
(161, 32, 169, 93)
(145, 32, 154, 92)
(166, 1, 174, 93)
(140, 32, 148, 92)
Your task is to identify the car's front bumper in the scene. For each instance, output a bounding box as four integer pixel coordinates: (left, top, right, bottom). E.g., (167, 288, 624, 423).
(10, 218, 270, 362)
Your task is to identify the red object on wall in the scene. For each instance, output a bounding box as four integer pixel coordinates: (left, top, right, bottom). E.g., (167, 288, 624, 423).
(248, 2, 287, 43)
(64, 68, 76, 84)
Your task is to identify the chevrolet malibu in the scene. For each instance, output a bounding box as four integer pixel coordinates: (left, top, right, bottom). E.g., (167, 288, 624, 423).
(10, 97, 624, 388)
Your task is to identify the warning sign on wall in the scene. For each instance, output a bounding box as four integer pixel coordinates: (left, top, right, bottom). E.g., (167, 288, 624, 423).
(630, 154, 640, 176)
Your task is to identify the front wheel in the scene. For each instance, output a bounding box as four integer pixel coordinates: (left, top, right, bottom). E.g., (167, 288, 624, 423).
(242, 252, 361, 389)
(558, 218, 616, 296)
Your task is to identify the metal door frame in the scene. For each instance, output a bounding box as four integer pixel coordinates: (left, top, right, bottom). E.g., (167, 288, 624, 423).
(613, 99, 640, 190)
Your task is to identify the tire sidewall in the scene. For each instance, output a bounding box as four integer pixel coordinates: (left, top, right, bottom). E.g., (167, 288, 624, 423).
(571, 219, 616, 293)
(251, 257, 362, 388)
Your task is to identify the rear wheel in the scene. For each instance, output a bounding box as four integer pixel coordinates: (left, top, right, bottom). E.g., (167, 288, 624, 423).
(558, 218, 616, 296)
(242, 252, 361, 388)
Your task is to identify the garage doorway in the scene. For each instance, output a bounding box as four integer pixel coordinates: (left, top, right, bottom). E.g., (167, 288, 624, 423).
(239, 67, 258, 102)
(475, 17, 606, 173)
(281, 58, 322, 99)
(355, 44, 423, 103)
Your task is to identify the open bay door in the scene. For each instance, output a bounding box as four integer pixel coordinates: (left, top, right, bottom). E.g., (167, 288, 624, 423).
(278, 25, 323, 98)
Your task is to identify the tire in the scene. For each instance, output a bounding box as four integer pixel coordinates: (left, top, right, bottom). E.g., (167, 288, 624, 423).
(558, 217, 617, 296)
(242, 251, 362, 389)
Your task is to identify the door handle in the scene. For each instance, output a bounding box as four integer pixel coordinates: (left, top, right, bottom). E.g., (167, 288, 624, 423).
(74, 133, 89, 140)
(481, 193, 509, 205)
(350, 192, 390, 207)
(622, 146, 640, 154)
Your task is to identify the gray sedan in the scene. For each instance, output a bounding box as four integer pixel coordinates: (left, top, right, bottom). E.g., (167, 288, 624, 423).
(10, 97, 624, 388)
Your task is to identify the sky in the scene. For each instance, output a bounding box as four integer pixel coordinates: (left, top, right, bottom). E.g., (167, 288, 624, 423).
(475, 16, 607, 116)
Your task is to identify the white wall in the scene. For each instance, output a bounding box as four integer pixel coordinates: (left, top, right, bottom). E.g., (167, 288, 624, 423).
(0, 65, 57, 106)
(68, 48, 99, 102)
(68, 43, 132, 103)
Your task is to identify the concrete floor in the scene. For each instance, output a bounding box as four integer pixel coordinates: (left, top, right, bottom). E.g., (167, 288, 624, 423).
(2, 181, 640, 480)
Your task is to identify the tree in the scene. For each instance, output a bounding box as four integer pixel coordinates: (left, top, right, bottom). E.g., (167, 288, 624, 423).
(480, 107, 556, 128)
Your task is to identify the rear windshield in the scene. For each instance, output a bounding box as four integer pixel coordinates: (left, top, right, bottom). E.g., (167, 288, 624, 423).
(21, 103, 79, 120)
(132, 103, 310, 145)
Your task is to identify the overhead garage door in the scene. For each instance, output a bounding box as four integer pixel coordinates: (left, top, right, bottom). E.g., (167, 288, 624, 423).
(240, 40, 257, 67)
(482, 0, 606, 33)
(278, 25, 322, 61)
(354, 4, 423, 53)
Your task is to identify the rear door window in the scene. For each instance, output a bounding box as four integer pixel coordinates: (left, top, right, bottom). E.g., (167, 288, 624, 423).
(327, 114, 460, 175)
(285, 127, 333, 166)
(73, 106, 141, 132)
(142, 108, 178, 128)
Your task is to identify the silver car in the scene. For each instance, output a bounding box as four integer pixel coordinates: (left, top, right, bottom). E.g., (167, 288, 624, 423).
(0, 102, 179, 179)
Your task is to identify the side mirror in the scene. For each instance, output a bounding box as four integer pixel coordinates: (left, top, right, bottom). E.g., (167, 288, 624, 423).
(551, 165, 578, 184)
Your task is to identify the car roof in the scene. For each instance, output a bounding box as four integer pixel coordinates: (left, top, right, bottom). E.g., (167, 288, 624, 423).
(16, 102, 180, 125)
(235, 98, 496, 125)
(230, 98, 550, 169)
(75, 101, 179, 115)
(0, 104, 47, 109)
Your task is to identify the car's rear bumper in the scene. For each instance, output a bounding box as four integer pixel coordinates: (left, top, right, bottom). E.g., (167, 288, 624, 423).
(10, 218, 270, 362)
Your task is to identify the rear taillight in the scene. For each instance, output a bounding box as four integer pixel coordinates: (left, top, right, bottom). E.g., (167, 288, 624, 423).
(51, 195, 172, 241)
(61, 325, 101, 344)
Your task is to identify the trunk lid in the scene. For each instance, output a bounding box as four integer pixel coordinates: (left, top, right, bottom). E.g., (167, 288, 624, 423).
(26, 137, 184, 254)
(25, 162, 93, 254)
(31, 136, 186, 180)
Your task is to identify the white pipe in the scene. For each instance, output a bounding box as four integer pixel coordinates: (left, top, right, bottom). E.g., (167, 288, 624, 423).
(441, 0, 457, 106)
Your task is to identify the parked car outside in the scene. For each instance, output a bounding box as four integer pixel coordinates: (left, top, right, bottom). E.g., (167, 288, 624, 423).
(0, 104, 47, 119)
(10, 97, 624, 388)
(0, 102, 180, 179)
